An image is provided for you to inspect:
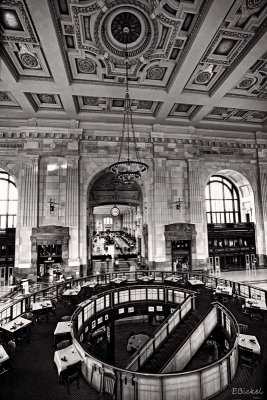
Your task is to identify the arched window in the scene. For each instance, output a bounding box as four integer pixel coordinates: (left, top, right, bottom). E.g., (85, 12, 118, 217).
(205, 176, 240, 224)
(103, 217, 113, 225)
(0, 169, 17, 228)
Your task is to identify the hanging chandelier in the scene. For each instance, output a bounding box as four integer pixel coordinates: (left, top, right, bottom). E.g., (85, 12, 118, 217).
(109, 26, 149, 186)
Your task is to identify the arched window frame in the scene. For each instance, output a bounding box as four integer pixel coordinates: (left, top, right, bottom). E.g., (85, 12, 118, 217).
(205, 175, 241, 224)
(0, 169, 17, 228)
(103, 217, 113, 225)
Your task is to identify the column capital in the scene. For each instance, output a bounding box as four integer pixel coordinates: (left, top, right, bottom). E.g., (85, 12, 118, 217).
(66, 155, 79, 168)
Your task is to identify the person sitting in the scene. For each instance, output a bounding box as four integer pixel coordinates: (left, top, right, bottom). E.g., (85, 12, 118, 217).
(23, 311, 36, 326)
(7, 339, 16, 358)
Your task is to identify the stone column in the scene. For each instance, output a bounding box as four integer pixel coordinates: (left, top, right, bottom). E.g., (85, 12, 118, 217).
(65, 156, 79, 226)
(16, 157, 39, 277)
(188, 160, 208, 269)
(148, 159, 170, 269)
(22, 157, 39, 227)
(65, 156, 80, 274)
(252, 161, 267, 265)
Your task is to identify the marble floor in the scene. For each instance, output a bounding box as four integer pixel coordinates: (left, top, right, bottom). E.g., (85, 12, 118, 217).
(210, 267, 267, 290)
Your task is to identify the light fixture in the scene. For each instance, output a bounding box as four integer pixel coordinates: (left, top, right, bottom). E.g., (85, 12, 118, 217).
(49, 198, 59, 214)
(49, 198, 55, 214)
(175, 198, 183, 210)
(109, 26, 148, 186)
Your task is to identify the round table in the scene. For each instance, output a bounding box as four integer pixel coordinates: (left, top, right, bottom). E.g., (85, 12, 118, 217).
(127, 334, 149, 352)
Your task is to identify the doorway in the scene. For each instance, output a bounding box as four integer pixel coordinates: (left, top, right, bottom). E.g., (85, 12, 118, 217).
(172, 240, 191, 272)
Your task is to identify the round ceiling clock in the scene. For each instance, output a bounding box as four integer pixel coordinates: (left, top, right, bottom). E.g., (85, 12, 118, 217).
(110, 206, 120, 217)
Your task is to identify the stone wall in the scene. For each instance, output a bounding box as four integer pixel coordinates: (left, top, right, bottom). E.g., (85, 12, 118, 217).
(0, 125, 267, 277)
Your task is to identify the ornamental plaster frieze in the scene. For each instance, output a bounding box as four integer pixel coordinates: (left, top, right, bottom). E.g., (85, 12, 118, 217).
(0, 127, 267, 151)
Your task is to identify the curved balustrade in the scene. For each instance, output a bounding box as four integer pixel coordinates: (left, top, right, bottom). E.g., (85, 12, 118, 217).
(72, 293, 239, 400)
(1, 269, 266, 324)
(0, 270, 258, 399)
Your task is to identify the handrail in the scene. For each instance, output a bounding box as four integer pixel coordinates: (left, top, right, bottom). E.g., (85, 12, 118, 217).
(160, 303, 214, 372)
(0, 271, 243, 399)
(72, 284, 193, 338)
(124, 293, 194, 370)
(0, 269, 266, 321)
(73, 294, 239, 378)
(160, 301, 240, 373)
(212, 301, 240, 335)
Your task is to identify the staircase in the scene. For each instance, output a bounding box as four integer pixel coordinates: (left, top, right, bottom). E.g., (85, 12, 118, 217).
(140, 295, 212, 373)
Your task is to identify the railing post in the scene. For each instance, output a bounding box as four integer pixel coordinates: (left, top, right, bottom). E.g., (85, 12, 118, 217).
(191, 295, 196, 310)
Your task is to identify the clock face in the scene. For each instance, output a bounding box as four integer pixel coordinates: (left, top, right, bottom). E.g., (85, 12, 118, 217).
(110, 206, 120, 217)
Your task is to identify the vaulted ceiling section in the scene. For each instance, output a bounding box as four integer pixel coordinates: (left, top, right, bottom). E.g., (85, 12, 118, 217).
(0, 0, 267, 131)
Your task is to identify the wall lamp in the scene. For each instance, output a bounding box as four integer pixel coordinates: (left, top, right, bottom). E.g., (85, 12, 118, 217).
(49, 198, 59, 214)
(175, 198, 183, 210)
(49, 199, 55, 214)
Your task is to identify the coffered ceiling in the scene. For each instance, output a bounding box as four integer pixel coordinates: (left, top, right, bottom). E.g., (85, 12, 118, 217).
(0, 0, 267, 132)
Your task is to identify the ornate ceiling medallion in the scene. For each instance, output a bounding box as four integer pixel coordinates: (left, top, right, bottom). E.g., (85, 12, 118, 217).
(38, 94, 56, 104)
(18, 44, 40, 69)
(238, 77, 257, 89)
(111, 12, 142, 44)
(146, 66, 166, 80)
(246, 0, 266, 9)
(95, 2, 157, 66)
(195, 65, 214, 85)
(77, 59, 96, 74)
(0, 92, 11, 101)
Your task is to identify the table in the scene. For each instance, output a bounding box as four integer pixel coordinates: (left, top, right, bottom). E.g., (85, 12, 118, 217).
(164, 275, 182, 284)
(54, 322, 72, 345)
(215, 286, 233, 296)
(110, 277, 127, 286)
(32, 300, 53, 314)
(127, 334, 149, 352)
(137, 276, 154, 283)
(245, 298, 267, 311)
(82, 281, 98, 289)
(0, 345, 9, 364)
(188, 279, 204, 290)
(54, 344, 81, 378)
(62, 288, 81, 297)
(238, 334, 261, 355)
(0, 316, 32, 341)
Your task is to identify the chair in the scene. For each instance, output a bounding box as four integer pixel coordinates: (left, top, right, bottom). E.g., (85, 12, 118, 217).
(56, 340, 71, 350)
(17, 327, 31, 346)
(0, 363, 9, 375)
(62, 361, 81, 394)
(239, 346, 258, 372)
(238, 324, 248, 334)
(241, 305, 250, 315)
(23, 312, 36, 327)
(36, 313, 48, 324)
(61, 316, 72, 321)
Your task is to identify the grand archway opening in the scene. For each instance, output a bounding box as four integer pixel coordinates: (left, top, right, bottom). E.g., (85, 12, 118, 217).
(0, 168, 17, 284)
(87, 171, 144, 275)
(206, 170, 256, 271)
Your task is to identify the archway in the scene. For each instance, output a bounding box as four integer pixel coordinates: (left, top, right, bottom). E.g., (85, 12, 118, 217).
(205, 169, 256, 271)
(0, 168, 18, 284)
(87, 170, 144, 274)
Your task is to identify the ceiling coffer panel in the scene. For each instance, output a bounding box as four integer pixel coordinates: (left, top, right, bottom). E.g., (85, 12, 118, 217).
(49, 0, 208, 88)
(226, 52, 267, 100)
(0, 0, 52, 80)
(183, 0, 267, 95)
(204, 106, 267, 124)
(73, 95, 160, 116)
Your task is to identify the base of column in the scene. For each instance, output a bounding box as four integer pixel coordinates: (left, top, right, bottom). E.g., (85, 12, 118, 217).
(14, 266, 37, 281)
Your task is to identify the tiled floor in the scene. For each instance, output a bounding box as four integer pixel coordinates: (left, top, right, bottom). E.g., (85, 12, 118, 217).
(211, 267, 267, 290)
